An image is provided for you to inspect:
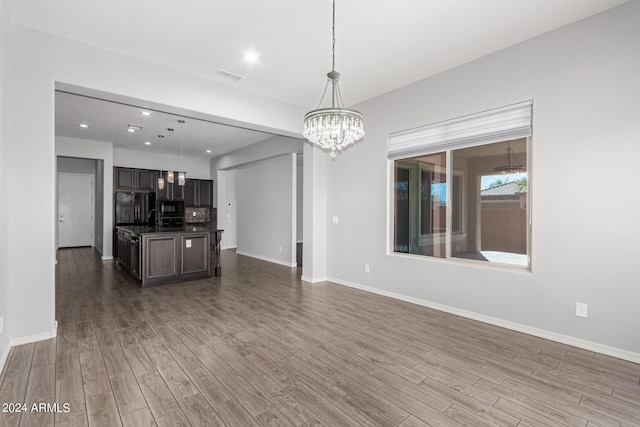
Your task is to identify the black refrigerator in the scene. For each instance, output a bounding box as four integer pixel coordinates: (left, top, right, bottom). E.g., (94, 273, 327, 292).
(115, 192, 155, 226)
(114, 192, 154, 260)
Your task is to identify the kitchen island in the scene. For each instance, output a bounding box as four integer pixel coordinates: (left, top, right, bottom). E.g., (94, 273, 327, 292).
(116, 225, 213, 287)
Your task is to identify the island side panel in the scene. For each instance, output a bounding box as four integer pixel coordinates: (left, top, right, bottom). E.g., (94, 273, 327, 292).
(142, 235, 179, 287)
(181, 234, 210, 276)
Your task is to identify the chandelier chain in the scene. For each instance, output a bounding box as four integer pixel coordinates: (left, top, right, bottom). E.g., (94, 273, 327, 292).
(316, 78, 331, 110)
(332, 0, 336, 72)
(335, 80, 346, 109)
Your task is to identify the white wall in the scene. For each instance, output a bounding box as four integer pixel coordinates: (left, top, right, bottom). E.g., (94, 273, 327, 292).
(8, 24, 304, 344)
(210, 135, 302, 177)
(0, 0, 12, 368)
(56, 137, 114, 259)
(296, 159, 303, 242)
(95, 160, 104, 253)
(236, 154, 297, 267)
(325, 2, 640, 359)
(57, 156, 96, 174)
(211, 135, 302, 250)
(114, 147, 211, 179)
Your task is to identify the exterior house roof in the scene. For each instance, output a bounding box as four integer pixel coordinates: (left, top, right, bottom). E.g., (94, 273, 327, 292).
(481, 181, 526, 200)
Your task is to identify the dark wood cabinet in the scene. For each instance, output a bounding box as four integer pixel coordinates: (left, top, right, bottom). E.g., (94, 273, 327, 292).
(136, 169, 156, 191)
(116, 229, 132, 271)
(156, 171, 184, 200)
(184, 179, 197, 206)
(115, 168, 135, 190)
(184, 179, 213, 207)
(199, 180, 213, 207)
(115, 167, 156, 191)
(141, 231, 210, 287)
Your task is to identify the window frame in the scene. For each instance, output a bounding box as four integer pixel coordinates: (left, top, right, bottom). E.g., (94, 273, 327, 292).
(386, 101, 533, 270)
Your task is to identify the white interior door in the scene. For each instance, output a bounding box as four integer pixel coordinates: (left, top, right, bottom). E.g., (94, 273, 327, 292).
(58, 173, 94, 248)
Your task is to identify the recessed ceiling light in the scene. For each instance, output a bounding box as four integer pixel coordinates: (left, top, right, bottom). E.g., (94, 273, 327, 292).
(244, 52, 259, 63)
(145, 141, 151, 145)
(206, 149, 212, 153)
(140, 111, 152, 117)
(79, 123, 89, 128)
(127, 124, 143, 133)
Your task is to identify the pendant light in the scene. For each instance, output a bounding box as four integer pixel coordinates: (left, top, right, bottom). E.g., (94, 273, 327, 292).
(157, 134, 165, 189)
(494, 143, 526, 175)
(177, 120, 186, 186)
(303, 0, 364, 158)
(166, 127, 175, 183)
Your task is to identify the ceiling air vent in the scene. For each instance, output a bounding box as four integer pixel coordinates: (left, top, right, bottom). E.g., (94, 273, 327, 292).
(214, 69, 244, 82)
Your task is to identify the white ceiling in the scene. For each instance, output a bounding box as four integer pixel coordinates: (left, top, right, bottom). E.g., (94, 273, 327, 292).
(55, 91, 280, 159)
(10, 0, 629, 157)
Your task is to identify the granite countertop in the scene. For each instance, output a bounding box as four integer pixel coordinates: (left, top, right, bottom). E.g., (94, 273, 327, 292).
(116, 225, 214, 236)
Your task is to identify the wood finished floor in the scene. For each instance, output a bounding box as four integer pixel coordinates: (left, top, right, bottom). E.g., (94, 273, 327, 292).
(1, 247, 639, 427)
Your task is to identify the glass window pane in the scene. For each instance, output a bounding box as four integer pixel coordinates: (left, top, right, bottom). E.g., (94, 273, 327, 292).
(451, 139, 528, 266)
(393, 152, 447, 258)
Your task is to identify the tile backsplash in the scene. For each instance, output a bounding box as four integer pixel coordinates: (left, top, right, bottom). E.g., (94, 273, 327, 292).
(185, 207, 210, 223)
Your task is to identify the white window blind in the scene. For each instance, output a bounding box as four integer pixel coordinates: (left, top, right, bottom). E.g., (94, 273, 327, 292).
(388, 100, 533, 159)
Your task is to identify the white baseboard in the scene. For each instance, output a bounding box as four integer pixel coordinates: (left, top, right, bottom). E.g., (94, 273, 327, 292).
(9, 328, 57, 348)
(101, 255, 114, 261)
(1, 327, 58, 374)
(327, 276, 640, 364)
(236, 250, 297, 268)
(301, 275, 328, 284)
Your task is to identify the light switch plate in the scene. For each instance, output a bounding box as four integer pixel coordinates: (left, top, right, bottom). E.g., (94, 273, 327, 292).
(186, 240, 192, 248)
(192, 212, 197, 217)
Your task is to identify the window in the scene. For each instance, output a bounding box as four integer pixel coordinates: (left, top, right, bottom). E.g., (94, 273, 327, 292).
(389, 101, 532, 268)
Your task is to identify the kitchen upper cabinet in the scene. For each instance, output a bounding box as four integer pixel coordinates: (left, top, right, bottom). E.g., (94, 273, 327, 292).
(115, 168, 135, 190)
(184, 179, 213, 207)
(199, 180, 213, 207)
(156, 171, 185, 200)
(136, 169, 156, 191)
(115, 167, 156, 191)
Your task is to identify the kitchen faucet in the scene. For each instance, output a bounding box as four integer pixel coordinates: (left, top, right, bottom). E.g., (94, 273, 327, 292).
(147, 209, 163, 228)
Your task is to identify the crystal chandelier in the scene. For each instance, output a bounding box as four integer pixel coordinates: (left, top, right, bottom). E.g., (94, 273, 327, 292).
(303, 0, 364, 158)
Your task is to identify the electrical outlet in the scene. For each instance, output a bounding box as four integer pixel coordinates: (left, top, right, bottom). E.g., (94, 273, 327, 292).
(576, 302, 588, 318)
(279, 246, 283, 252)
(192, 211, 197, 217)
(332, 216, 339, 224)
(364, 264, 370, 273)
(186, 239, 192, 248)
